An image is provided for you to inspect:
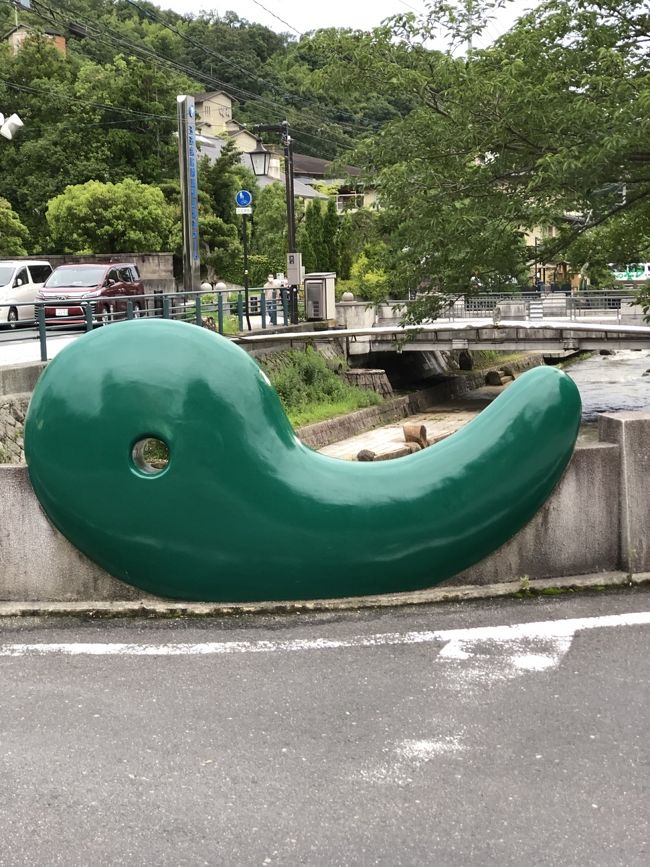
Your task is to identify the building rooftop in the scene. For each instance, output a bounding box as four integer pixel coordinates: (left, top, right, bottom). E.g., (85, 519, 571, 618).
(292, 152, 361, 178)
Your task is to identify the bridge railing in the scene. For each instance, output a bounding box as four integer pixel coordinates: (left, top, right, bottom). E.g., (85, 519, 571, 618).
(377, 291, 639, 323)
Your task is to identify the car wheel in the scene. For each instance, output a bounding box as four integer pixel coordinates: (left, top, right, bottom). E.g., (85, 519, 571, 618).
(7, 307, 18, 329)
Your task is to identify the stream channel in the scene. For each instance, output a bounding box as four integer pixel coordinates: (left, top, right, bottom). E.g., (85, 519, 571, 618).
(321, 350, 650, 460)
(564, 349, 650, 422)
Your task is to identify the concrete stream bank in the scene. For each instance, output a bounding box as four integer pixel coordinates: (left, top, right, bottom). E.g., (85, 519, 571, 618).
(0, 412, 648, 602)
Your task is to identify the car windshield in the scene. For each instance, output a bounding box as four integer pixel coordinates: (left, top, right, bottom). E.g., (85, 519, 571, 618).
(45, 266, 106, 288)
(0, 266, 15, 286)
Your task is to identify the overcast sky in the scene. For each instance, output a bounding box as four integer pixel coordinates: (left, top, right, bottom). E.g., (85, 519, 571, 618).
(157, 1, 538, 49)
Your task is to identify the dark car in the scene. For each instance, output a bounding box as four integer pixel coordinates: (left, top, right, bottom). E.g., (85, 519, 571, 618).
(37, 263, 146, 324)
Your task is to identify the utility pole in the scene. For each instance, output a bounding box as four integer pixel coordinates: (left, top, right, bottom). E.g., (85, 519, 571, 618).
(241, 212, 252, 331)
(250, 121, 300, 324)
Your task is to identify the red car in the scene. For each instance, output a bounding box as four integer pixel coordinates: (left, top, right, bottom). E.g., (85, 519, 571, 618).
(37, 263, 146, 324)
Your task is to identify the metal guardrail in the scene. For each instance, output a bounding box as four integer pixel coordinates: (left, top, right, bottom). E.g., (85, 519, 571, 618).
(1, 288, 642, 364)
(0, 287, 298, 362)
(382, 291, 639, 323)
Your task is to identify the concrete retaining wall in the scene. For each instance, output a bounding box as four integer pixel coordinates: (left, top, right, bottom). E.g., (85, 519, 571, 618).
(297, 384, 450, 450)
(298, 357, 545, 450)
(0, 362, 46, 396)
(12, 252, 174, 281)
(0, 412, 647, 601)
(0, 393, 29, 463)
(454, 443, 621, 584)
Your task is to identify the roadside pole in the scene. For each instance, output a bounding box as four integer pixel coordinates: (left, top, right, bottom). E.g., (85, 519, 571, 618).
(177, 95, 200, 294)
(236, 190, 253, 332)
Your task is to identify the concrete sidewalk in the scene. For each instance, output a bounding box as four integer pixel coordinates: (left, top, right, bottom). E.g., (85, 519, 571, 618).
(0, 333, 76, 367)
(0, 572, 646, 618)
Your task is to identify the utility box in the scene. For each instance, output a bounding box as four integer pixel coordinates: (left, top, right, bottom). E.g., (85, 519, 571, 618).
(304, 272, 336, 321)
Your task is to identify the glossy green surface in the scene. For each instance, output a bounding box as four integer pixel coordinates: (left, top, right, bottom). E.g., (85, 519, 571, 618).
(25, 321, 581, 602)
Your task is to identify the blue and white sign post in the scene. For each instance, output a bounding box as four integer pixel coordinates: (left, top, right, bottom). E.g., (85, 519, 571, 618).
(236, 190, 253, 331)
(235, 190, 252, 209)
(177, 95, 200, 293)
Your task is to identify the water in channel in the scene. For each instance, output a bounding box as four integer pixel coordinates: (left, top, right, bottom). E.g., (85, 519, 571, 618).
(564, 349, 650, 422)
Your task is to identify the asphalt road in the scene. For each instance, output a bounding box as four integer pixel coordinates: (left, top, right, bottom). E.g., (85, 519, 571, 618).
(0, 589, 648, 866)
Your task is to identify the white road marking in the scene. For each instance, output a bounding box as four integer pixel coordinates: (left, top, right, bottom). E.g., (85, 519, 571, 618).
(0, 612, 647, 657)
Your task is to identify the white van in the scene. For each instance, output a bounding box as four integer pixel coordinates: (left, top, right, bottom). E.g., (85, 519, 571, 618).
(0, 260, 53, 327)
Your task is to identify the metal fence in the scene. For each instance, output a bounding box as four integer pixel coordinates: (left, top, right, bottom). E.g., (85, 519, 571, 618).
(0, 287, 298, 362)
(385, 291, 639, 323)
(0, 288, 642, 365)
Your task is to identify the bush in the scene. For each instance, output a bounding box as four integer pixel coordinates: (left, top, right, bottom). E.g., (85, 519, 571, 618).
(259, 347, 382, 426)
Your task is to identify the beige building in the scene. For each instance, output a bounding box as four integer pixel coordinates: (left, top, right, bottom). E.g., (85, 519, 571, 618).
(5, 25, 67, 56)
(194, 90, 372, 207)
(192, 91, 236, 137)
(523, 225, 578, 290)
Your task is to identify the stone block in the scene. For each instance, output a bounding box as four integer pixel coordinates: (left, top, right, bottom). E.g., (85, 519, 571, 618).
(598, 412, 650, 573)
(455, 443, 621, 584)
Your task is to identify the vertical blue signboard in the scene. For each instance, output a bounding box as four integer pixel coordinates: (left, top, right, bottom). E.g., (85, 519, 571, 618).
(177, 95, 201, 291)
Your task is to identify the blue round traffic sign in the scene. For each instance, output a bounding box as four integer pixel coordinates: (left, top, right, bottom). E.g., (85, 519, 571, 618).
(236, 190, 252, 207)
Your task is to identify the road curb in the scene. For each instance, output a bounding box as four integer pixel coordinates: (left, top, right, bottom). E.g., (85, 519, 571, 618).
(0, 572, 647, 618)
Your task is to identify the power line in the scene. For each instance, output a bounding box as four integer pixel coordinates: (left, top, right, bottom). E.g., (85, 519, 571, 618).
(88, 0, 380, 138)
(120, 0, 279, 92)
(248, 0, 302, 36)
(397, 0, 425, 13)
(0, 75, 175, 120)
(4, 0, 378, 150)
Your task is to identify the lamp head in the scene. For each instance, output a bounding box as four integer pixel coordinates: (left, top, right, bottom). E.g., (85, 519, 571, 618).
(249, 138, 271, 177)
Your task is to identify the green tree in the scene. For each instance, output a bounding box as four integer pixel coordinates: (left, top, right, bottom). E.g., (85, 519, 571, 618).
(200, 214, 243, 284)
(46, 179, 174, 253)
(303, 200, 327, 271)
(250, 182, 288, 276)
(322, 198, 339, 271)
(0, 198, 30, 256)
(200, 139, 250, 224)
(314, 0, 650, 313)
(349, 241, 391, 303)
(337, 214, 354, 280)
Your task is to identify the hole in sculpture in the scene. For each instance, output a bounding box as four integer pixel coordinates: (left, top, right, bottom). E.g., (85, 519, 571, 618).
(132, 438, 170, 475)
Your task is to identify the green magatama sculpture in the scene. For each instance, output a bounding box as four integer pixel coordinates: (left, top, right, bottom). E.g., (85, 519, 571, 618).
(25, 320, 581, 601)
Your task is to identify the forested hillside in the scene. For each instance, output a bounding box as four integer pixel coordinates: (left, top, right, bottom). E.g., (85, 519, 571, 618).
(0, 0, 404, 280)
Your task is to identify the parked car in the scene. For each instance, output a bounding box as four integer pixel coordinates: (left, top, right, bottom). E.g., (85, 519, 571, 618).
(37, 263, 147, 325)
(0, 260, 53, 327)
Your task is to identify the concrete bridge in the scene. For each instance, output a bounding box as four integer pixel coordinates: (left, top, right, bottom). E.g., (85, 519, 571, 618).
(234, 293, 650, 356)
(238, 318, 650, 355)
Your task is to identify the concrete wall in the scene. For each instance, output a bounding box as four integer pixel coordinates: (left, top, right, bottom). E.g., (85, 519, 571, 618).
(298, 383, 449, 450)
(454, 443, 621, 584)
(0, 362, 46, 396)
(0, 412, 647, 601)
(12, 253, 174, 281)
(0, 466, 146, 602)
(0, 394, 29, 463)
(599, 412, 650, 573)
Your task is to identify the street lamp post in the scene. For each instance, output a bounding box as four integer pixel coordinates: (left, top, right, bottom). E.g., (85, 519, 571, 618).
(249, 121, 299, 324)
(533, 235, 541, 293)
